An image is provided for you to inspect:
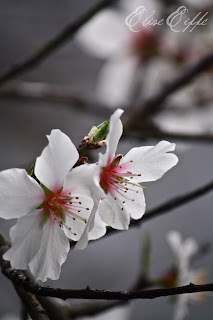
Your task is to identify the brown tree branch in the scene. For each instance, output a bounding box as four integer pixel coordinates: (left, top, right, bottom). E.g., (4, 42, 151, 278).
(1, 234, 212, 302)
(0, 0, 116, 87)
(0, 235, 49, 320)
(3, 272, 213, 301)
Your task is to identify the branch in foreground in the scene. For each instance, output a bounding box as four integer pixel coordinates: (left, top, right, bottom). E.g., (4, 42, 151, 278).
(0, 234, 212, 302)
(3, 271, 213, 301)
(0, 0, 116, 87)
(124, 51, 213, 130)
(0, 236, 212, 302)
(0, 235, 49, 320)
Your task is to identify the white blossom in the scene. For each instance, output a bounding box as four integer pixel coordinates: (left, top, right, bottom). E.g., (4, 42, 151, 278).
(0, 129, 102, 281)
(97, 109, 178, 229)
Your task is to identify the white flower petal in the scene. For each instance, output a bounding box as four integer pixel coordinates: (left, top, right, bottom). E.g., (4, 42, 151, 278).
(63, 195, 94, 241)
(35, 129, 78, 191)
(3, 210, 43, 269)
(122, 185, 145, 220)
(183, 238, 199, 259)
(64, 163, 104, 201)
(98, 198, 116, 226)
(64, 164, 105, 250)
(0, 168, 44, 219)
(120, 140, 178, 183)
(121, 0, 162, 18)
(173, 294, 189, 320)
(76, 9, 127, 58)
(88, 210, 107, 241)
(183, 0, 211, 9)
(96, 55, 140, 108)
(29, 219, 70, 282)
(167, 230, 182, 256)
(99, 194, 130, 230)
(99, 109, 124, 167)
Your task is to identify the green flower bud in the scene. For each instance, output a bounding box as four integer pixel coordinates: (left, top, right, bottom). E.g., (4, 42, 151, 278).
(85, 120, 109, 145)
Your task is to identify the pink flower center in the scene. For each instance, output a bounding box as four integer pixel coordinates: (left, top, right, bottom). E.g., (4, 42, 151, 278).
(39, 188, 90, 237)
(129, 28, 159, 60)
(100, 155, 145, 203)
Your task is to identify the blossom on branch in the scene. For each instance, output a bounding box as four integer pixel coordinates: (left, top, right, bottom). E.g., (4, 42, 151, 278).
(76, 0, 161, 108)
(97, 109, 178, 230)
(0, 129, 102, 281)
(167, 230, 208, 320)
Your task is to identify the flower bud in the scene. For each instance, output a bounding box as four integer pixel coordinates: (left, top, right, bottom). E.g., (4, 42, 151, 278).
(85, 120, 109, 146)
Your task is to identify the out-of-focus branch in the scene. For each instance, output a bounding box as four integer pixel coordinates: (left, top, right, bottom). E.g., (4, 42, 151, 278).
(0, 81, 112, 118)
(69, 179, 213, 247)
(124, 51, 213, 131)
(2, 81, 213, 144)
(0, 0, 116, 87)
(106, 180, 213, 238)
(69, 179, 213, 248)
(125, 129, 213, 144)
(0, 235, 49, 320)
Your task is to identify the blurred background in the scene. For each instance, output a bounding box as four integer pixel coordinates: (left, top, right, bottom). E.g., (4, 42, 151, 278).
(0, 0, 213, 319)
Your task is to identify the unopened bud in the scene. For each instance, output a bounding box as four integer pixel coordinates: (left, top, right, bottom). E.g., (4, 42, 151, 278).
(85, 120, 109, 146)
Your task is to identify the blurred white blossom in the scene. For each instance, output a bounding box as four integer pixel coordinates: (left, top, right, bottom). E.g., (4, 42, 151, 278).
(76, 0, 162, 107)
(167, 231, 208, 320)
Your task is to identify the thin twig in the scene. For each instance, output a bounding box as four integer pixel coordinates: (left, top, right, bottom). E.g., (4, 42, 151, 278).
(77, 179, 213, 241)
(68, 179, 213, 248)
(0, 0, 116, 87)
(124, 51, 213, 131)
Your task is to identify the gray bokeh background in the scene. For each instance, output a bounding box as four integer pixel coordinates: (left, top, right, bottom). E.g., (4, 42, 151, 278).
(0, 1, 213, 319)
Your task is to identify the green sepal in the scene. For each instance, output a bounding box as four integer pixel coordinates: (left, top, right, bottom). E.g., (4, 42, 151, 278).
(36, 202, 46, 209)
(28, 164, 35, 176)
(40, 209, 50, 226)
(40, 183, 53, 196)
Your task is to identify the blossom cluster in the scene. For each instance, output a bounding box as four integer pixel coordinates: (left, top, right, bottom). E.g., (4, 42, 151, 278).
(0, 109, 178, 281)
